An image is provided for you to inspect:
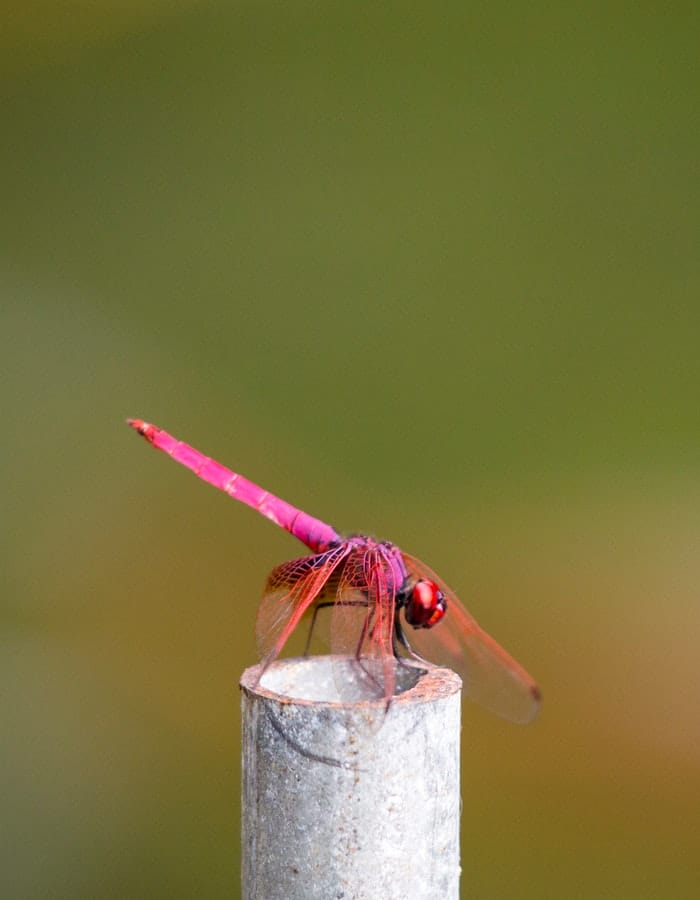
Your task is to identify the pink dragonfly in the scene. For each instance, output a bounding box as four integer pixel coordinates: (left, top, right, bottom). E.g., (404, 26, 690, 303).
(128, 419, 540, 723)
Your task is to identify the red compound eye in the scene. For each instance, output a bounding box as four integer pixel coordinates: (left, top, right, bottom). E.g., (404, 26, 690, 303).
(405, 579, 447, 629)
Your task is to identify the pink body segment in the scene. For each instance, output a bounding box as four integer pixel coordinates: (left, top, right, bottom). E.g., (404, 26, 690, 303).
(128, 420, 341, 553)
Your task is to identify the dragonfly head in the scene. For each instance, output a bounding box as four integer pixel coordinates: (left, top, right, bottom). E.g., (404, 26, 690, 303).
(404, 579, 447, 629)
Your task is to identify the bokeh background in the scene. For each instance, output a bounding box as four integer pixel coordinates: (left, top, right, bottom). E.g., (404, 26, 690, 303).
(2, 3, 699, 898)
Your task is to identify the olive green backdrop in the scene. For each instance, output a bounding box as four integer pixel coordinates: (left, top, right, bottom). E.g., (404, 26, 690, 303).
(2, 3, 698, 898)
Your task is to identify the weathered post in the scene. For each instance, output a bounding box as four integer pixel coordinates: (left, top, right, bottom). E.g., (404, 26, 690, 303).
(241, 656, 461, 900)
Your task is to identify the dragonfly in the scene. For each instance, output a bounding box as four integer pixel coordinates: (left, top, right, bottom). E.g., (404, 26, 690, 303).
(128, 419, 541, 723)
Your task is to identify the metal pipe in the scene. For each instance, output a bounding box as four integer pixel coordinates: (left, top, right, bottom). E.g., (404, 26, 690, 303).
(241, 656, 461, 899)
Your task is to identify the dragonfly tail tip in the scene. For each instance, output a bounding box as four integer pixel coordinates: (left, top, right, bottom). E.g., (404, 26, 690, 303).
(127, 418, 157, 442)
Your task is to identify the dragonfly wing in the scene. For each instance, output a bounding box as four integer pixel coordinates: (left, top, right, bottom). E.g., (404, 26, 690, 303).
(256, 544, 351, 667)
(401, 553, 541, 724)
(330, 546, 398, 704)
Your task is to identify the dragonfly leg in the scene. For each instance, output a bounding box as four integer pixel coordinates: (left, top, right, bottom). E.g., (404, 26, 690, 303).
(303, 599, 370, 657)
(350, 606, 392, 699)
(393, 615, 431, 667)
(303, 601, 334, 656)
(393, 616, 410, 654)
(302, 597, 387, 703)
(354, 603, 375, 660)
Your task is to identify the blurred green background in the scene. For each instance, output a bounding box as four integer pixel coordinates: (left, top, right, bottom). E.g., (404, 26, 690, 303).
(2, 2, 699, 898)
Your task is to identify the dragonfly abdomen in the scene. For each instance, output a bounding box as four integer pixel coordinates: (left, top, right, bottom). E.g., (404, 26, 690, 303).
(128, 419, 341, 552)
